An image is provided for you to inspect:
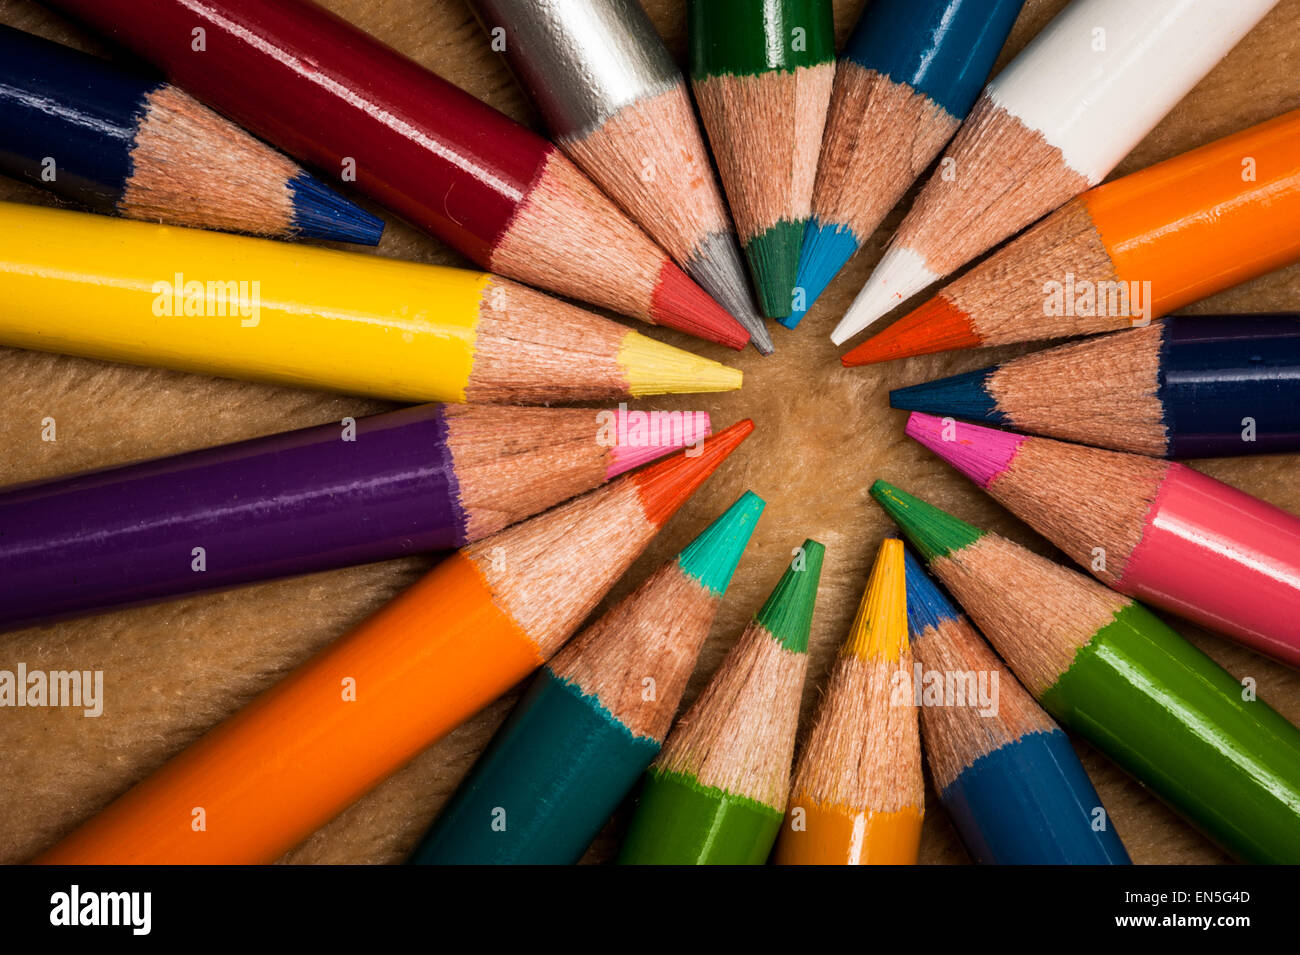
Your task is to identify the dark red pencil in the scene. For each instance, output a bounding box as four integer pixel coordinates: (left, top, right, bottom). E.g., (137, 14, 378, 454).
(44, 0, 747, 349)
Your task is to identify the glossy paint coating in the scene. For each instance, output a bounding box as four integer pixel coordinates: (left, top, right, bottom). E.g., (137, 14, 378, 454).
(1042, 602, 1300, 864)
(775, 799, 923, 864)
(0, 405, 460, 631)
(1119, 464, 1300, 666)
(47, 0, 550, 264)
(1160, 315, 1300, 457)
(841, 0, 1024, 117)
(0, 23, 154, 208)
(689, 0, 835, 77)
(617, 770, 783, 864)
(941, 730, 1131, 865)
(1086, 110, 1300, 318)
(410, 669, 659, 864)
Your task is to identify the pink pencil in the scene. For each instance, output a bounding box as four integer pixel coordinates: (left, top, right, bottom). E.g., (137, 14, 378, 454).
(905, 412, 1300, 666)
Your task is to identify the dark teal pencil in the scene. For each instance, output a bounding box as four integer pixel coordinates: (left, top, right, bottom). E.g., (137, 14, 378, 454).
(408, 490, 765, 864)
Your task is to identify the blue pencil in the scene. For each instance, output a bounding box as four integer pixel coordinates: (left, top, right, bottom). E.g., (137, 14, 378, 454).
(903, 549, 1131, 865)
(0, 23, 382, 244)
(785, 0, 1023, 327)
(890, 314, 1300, 459)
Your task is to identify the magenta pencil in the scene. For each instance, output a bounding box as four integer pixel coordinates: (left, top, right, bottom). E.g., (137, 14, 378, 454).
(905, 412, 1300, 667)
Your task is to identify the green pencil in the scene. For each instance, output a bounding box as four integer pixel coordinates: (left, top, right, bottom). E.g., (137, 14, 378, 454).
(870, 480, 1300, 864)
(689, 0, 836, 319)
(407, 491, 765, 865)
(617, 538, 825, 864)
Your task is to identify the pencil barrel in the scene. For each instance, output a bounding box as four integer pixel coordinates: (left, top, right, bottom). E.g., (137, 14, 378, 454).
(0, 405, 462, 631)
(410, 669, 658, 865)
(940, 730, 1130, 865)
(1041, 603, 1300, 864)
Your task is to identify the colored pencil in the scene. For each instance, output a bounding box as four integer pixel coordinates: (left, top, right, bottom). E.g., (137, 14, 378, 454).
(871, 480, 1300, 864)
(409, 490, 764, 865)
(784, 0, 1024, 328)
(34, 422, 753, 865)
(0, 404, 709, 632)
(845, 111, 1300, 365)
(617, 539, 824, 865)
(0, 24, 382, 245)
(891, 315, 1300, 458)
(688, 0, 836, 321)
(773, 538, 923, 865)
(45, 0, 748, 348)
(905, 412, 1300, 668)
(832, 0, 1278, 346)
(0, 202, 742, 404)
(469, 0, 766, 353)
(903, 549, 1131, 865)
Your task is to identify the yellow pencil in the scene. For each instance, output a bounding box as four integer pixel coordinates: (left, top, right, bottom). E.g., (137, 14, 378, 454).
(0, 202, 741, 403)
(774, 537, 924, 864)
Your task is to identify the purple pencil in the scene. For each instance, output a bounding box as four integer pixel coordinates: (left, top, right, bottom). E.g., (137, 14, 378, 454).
(0, 404, 709, 630)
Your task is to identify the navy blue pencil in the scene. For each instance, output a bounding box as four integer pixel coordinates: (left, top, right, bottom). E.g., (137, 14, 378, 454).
(0, 23, 382, 244)
(903, 549, 1131, 865)
(890, 315, 1300, 458)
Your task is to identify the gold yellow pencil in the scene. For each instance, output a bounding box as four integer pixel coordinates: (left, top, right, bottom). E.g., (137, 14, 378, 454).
(0, 202, 741, 404)
(774, 537, 924, 864)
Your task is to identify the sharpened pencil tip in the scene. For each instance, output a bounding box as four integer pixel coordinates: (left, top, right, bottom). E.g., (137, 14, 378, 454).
(781, 218, 860, 329)
(890, 367, 1002, 423)
(831, 245, 938, 346)
(869, 480, 984, 562)
(905, 412, 1025, 489)
(686, 232, 773, 354)
(902, 547, 961, 639)
(619, 330, 743, 396)
(842, 294, 981, 367)
(677, 490, 766, 596)
(755, 538, 824, 653)
(845, 538, 908, 662)
(605, 409, 713, 479)
(631, 419, 754, 527)
(744, 219, 804, 321)
(650, 258, 751, 350)
(286, 171, 385, 245)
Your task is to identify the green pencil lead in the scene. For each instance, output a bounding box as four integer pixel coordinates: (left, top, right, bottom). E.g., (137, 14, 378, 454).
(869, 480, 985, 562)
(754, 538, 824, 653)
(677, 490, 765, 596)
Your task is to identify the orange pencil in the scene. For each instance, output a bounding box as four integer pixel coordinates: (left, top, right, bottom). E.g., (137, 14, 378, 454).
(844, 110, 1300, 366)
(34, 421, 753, 865)
(774, 537, 923, 865)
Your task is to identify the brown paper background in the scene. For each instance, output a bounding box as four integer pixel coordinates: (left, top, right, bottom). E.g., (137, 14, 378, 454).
(0, 0, 1297, 865)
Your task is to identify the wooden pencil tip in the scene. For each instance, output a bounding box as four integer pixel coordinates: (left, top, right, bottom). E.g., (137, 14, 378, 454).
(841, 295, 979, 367)
(845, 538, 908, 662)
(902, 547, 961, 641)
(869, 480, 984, 563)
(630, 419, 754, 527)
(754, 539, 825, 654)
(676, 490, 766, 596)
(650, 259, 751, 350)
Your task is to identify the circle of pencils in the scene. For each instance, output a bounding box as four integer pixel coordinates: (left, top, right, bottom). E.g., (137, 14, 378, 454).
(472, 0, 769, 352)
(617, 539, 824, 865)
(0, 23, 382, 245)
(833, 0, 1280, 346)
(689, 0, 836, 322)
(785, 0, 1024, 328)
(845, 110, 1300, 366)
(0, 202, 742, 404)
(773, 538, 924, 865)
(409, 490, 764, 865)
(44, 0, 748, 347)
(905, 412, 1300, 668)
(33, 423, 752, 865)
(890, 315, 1300, 458)
(0, 404, 709, 632)
(903, 549, 1131, 865)
(872, 480, 1300, 864)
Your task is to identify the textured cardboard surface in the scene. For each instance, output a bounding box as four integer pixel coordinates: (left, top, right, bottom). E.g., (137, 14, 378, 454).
(0, 0, 1297, 865)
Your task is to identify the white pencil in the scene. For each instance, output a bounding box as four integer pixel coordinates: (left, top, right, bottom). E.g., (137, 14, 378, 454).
(831, 0, 1278, 346)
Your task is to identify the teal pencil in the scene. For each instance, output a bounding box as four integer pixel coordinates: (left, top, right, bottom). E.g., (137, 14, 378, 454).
(408, 491, 765, 864)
